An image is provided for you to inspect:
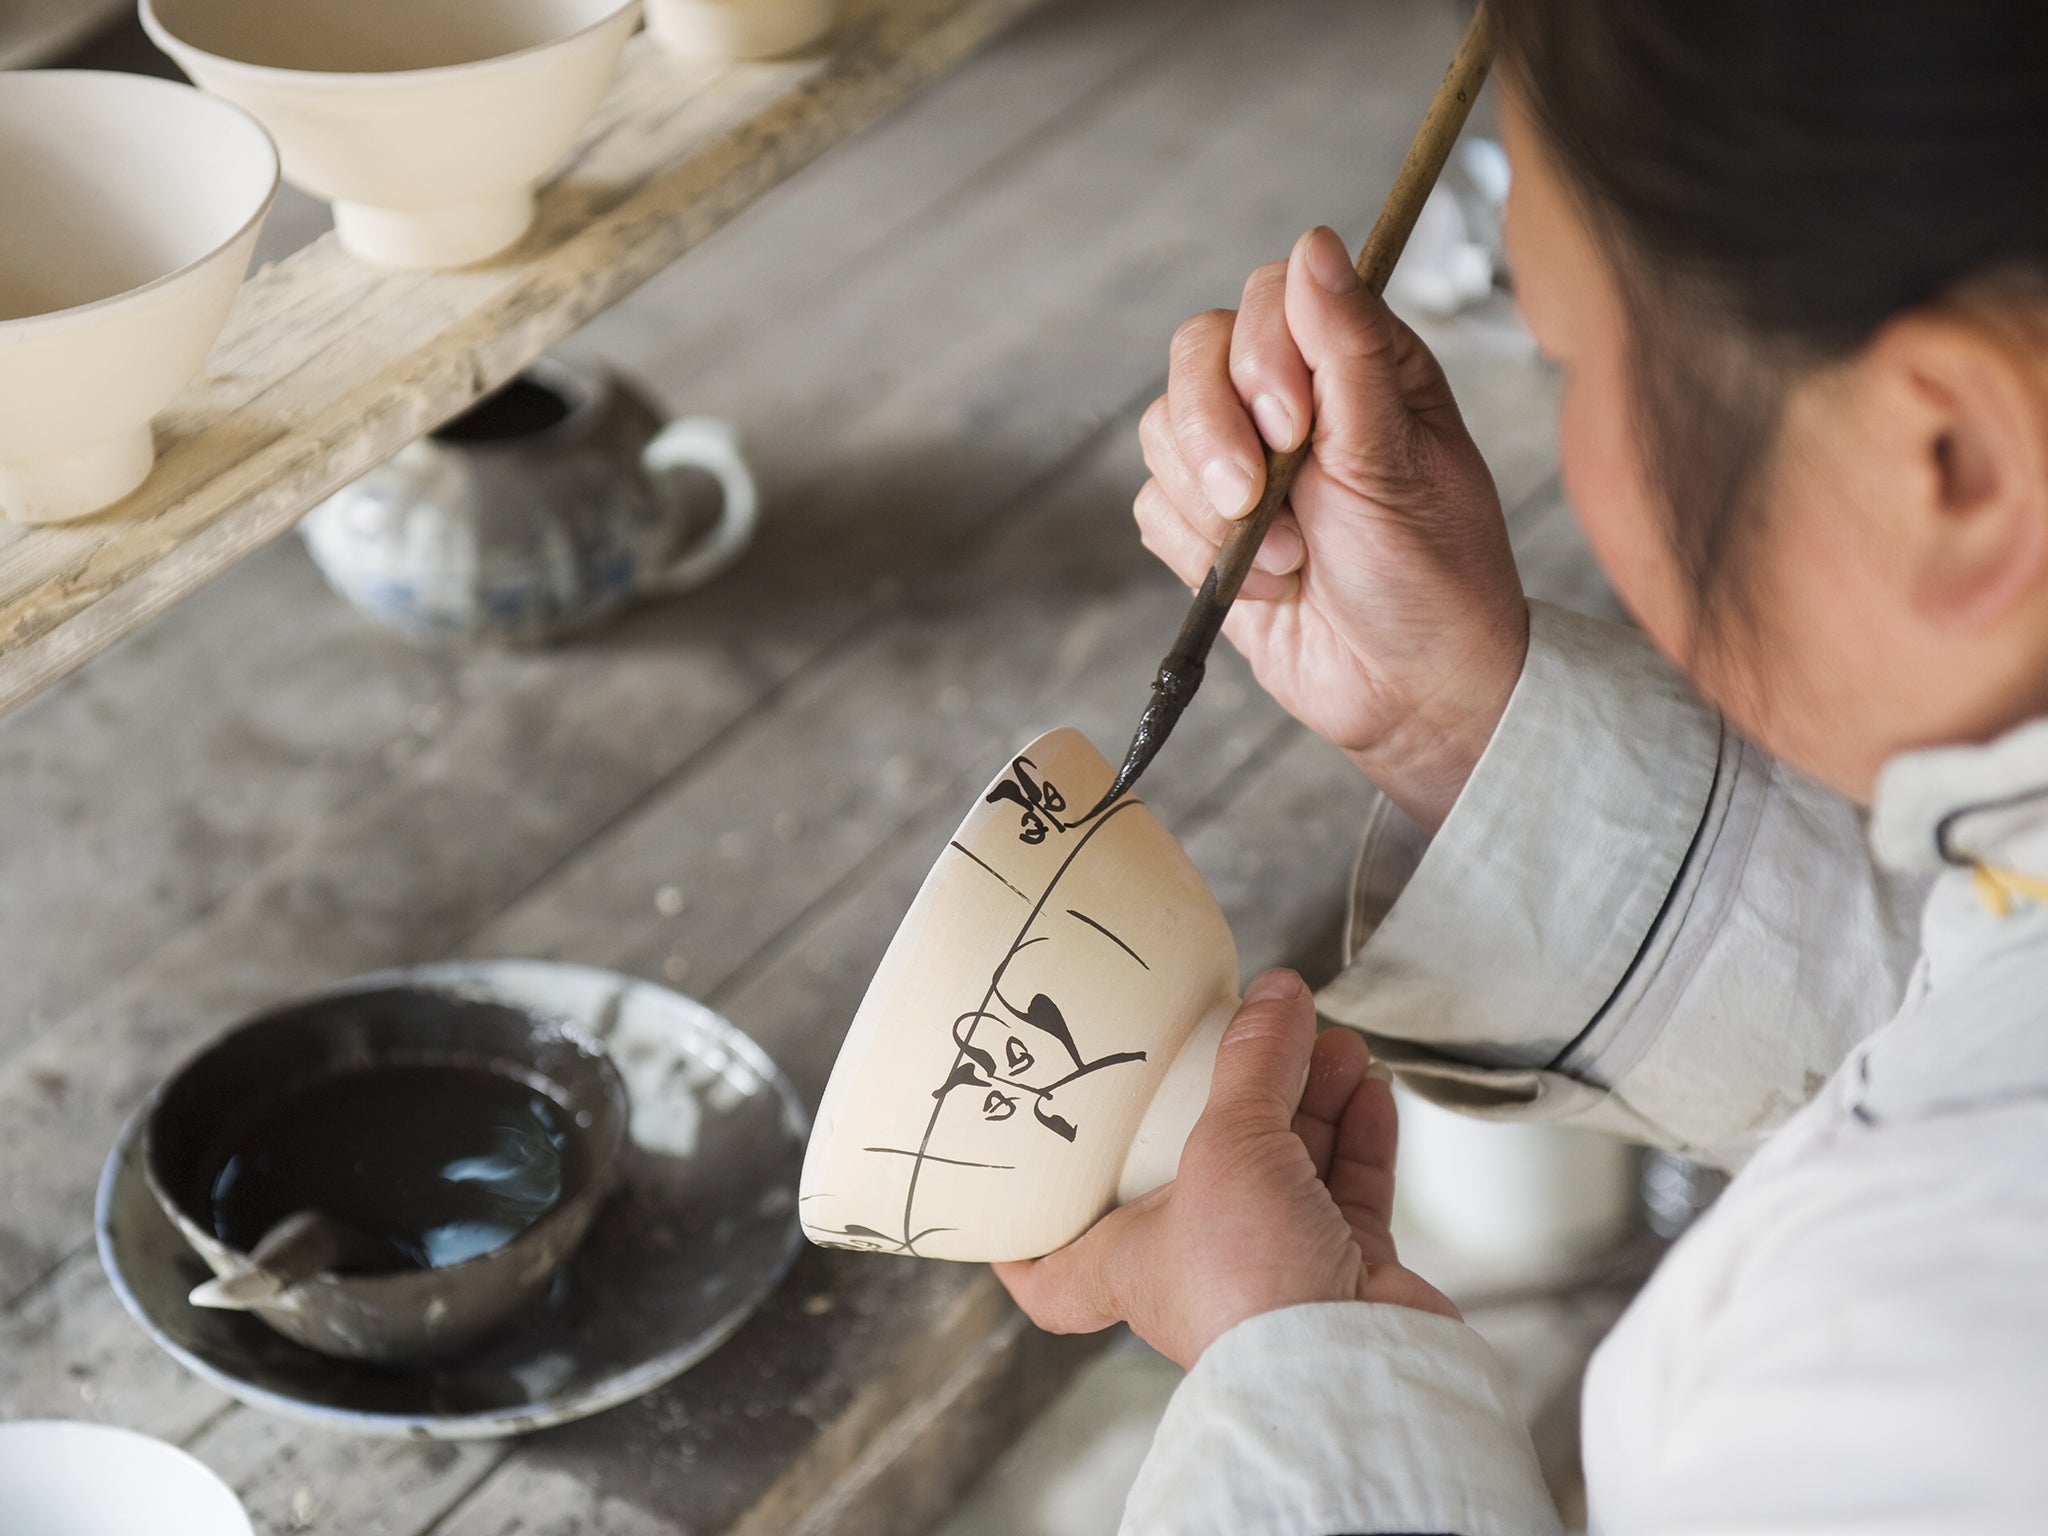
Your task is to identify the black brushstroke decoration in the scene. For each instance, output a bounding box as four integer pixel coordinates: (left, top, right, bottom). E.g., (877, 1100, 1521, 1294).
(1020, 992, 1085, 1071)
(1032, 1098, 1078, 1142)
(1066, 908, 1150, 970)
(985, 756, 1072, 845)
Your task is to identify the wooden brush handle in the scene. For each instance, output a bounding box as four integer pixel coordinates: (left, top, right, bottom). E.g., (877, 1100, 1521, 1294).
(1191, 3, 1496, 656)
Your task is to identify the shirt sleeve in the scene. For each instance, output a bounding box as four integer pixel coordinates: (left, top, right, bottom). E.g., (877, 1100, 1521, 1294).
(1596, 1105, 2048, 1533)
(1120, 1303, 1564, 1536)
(1316, 601, 1926, 1168)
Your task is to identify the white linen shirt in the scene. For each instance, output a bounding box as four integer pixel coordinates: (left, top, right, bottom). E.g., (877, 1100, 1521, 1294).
(1120, 602, 2048, 1535)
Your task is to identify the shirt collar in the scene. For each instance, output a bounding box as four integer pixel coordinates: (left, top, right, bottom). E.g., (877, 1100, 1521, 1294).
(1871, 716, 2048, 875)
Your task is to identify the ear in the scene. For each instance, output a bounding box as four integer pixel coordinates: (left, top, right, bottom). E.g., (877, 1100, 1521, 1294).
(1868, 305, 2048, 632)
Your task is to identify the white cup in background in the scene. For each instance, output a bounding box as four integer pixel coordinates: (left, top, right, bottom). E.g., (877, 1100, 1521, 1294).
(1394, 1083, 1641, 1270)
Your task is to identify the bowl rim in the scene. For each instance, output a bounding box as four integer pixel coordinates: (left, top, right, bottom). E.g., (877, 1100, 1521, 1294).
(139, 977, 632, 1285)
(139, 0, 644, 91)
(0, 1419, 252, 1529)
(0, 70, 279, 337)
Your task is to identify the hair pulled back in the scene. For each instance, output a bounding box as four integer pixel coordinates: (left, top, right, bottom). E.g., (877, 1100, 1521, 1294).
(1493, 0, 2048, 620)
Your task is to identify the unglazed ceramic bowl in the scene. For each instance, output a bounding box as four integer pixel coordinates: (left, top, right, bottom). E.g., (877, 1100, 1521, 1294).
(801, 728, 1241, 1262)
(646, 0, 835, 60)
(0, 71, 276, 523)
(141, 0, 641, 270)
(0, 1421, 252, 1536)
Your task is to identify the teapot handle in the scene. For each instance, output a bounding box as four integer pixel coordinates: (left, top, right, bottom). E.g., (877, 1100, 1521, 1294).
(639, 415, 760, 594)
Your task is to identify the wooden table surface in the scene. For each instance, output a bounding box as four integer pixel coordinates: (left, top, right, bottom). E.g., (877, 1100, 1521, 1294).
(0, 0, 1596, 1530)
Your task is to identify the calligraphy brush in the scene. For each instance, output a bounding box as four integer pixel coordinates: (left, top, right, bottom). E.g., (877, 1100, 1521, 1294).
(1079, 2, 1497, 824)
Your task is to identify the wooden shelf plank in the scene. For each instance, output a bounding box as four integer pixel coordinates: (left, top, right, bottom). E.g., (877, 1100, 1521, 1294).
(0, 0, 1039, 719)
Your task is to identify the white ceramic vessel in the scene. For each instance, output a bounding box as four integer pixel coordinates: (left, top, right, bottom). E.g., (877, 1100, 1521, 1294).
(0, 1421, 253, 1535)
(1395, 1084, 1640, 1268)
(646, 0, 835, 60)
(141, 0, 642, 270)
(801, 728, 1241, 1263)
(0, 71, 277, 524)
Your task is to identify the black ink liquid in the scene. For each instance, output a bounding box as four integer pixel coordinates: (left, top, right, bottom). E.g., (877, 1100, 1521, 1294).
(201, 1063, 578, 1273)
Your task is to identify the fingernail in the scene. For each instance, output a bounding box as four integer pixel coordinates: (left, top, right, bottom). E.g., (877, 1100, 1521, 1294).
(1243, 969, 1302, 1004)
(1305, 226, 1360, 295)
(1251, 393, 1296, 451)
(1253, 522, 1304, 576)
(1365, 1061, 1395, 1085)
(1202, 458, 1255, 519)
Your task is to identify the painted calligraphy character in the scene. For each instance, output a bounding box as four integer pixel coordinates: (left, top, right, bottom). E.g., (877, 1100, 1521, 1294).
(983, 756, 1071, 845)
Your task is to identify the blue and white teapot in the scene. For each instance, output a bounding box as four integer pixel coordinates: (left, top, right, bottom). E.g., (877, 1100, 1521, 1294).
(300, 352, 758, 646)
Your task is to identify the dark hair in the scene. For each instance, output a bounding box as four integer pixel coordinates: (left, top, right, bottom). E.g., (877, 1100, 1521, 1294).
(1494, 0, 2048, 630)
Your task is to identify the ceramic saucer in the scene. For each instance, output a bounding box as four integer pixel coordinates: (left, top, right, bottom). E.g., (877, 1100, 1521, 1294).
(97, 960, 808, 1440)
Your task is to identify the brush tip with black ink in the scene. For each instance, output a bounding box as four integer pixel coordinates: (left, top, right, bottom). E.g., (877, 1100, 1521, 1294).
(1077, 659, 1205, 823)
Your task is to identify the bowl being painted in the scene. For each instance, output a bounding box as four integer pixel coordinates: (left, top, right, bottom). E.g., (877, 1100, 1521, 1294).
(800, 728, 1241, 1263)
(0, 71, 277, 522)
(142, 0, 640, 269)
(143, 981, 630, 1364)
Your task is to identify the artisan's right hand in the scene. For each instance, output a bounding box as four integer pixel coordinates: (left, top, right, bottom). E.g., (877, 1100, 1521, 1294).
(1137, 226, 1527, 830)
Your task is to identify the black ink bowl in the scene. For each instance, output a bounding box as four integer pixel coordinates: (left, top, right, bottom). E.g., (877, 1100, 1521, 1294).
(141, 982, 629, 1366)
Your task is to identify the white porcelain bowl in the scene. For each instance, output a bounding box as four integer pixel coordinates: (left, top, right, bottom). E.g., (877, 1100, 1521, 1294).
(646, 0, 836, 60)
(141, 0, 642, 270)
(0, 71, 276, 524)
(801, 728, 1242, 1263)
(0, 1421, 252, 1536)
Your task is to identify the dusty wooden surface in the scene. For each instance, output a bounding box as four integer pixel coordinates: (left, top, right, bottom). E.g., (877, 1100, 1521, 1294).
(0, 0, 1046, 723)
(0, 0, 1592, 1530)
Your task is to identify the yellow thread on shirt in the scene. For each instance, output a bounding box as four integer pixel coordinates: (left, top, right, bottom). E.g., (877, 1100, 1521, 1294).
(1971, 862, 2048, 917)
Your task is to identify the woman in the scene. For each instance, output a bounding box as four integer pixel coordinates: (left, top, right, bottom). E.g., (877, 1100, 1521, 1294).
(994, 2, 2048, 1530)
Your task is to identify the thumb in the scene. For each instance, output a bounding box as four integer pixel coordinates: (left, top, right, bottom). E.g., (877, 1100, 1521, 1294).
(1197, 969, 1318, 1138)
(1281, 226, 1443, 484)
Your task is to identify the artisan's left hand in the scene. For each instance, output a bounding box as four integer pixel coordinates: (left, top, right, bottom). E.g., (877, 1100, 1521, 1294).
(994, 969, 1457, 1370)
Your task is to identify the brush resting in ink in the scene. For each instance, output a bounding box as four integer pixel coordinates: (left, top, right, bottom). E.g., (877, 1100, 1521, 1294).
(1079, 3, 1495, 824)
